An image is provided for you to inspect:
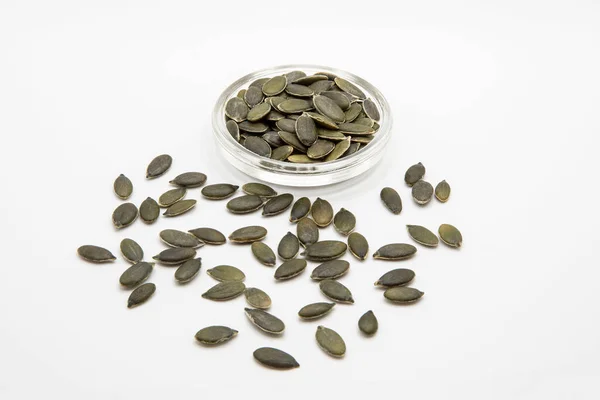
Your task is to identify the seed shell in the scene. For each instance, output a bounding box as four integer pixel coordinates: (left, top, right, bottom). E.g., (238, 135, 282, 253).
(285, 70, 306, 82)
(406, 225, 439, 247)
(226, 120, 240, 141)
(244, 86, 264, 107)
(302, 241, 347, 261)
(285, 83, 314, 97)
(278, 98, 313, 114)
(242, 182, 278, 198)
(119, 262, 153, 288)
(245, 308, 285, 334)
(244, 136, 272, 157)
(225, 97, 249, 122)
(271, 145, 294, 161)
(333, 208, 356, 235)
(253, 347, 299, 370)
(226, 195, 265, 214)
(298, 302, 335, 320)
(307, 139, 335, 159)
(288, 154, 317, 163)
(127, 283, 156, 308)
(195, 326, 238, 345)
(278, 130, 308, 152)
(113, 174, 133, 199)
(324, 137, 351, 161)
(251, 241, 277, 266)
(244, 287, 272, 309)
(362, 98, 380, 121)
(262, 75, 287, 96)
(158, 187, 186, 207)
(384, 287, 424, 303)
(350, 135, 373, 144)
(290, 197, 311, 222)
(112, 203, 138, 229)
(358, 310, 378, 335)
(263, 193, 294, 216)
(159, 229, 203, 249)
(313, 95, 345, 123)
(405, 162, 426, 186)
(293, 74, 328, 85)
(276, 118, 296, 133)
(247, 102, 272, 122)
(374, 268, 415, 287)
(120, 238, 143, 263)
(354, 117, 374, 127)
(229, 226, 268, 243)
(188, 227, 226, 245)
(435, 180, 451, 202)
(316, 326, 346, 357)
(338, 122, 375, 135)
(309, 79, 334, 94)
(207, 265, 246, 282)
(438, 224, 463, 248)
(278, 232, 300, 260)
(263, 131, 285, 147)
(139, 197, 160, 224)
(347, 232, 369, 260)
(319, 279, 354, 303)
(201, 183, 239, 200)
(297, 217, 319, 248)
(321, 91, 351, 110)
(202, 281, 246, 301)
(152, 247, 196, 265)
(163, 199, 196, 217)
(274, 259, 307, 280)
(239, 120, 269, 133)
(334, 77, 366, 99)
(169, 172, 207, 188)
(174, 258, 202, 283)
(311, 197, 334, 227)
(311, 260, 349, 281)
(317, 128, 346, 141)
(412, 180, 434, 205)
(380, 187, 402, 214)
(344, 102, 362, 122)
(146, 154, 172, 179)
(77, 245, 116, 263)
(295, 113, 318, 146)
(249, 77, 270, 90)
(343, 142, 361, 157)
(373, 244, 417, 261)
(306, 112, 338, 129)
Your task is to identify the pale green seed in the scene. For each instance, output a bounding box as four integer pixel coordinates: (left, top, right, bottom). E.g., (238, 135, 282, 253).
(225, 97, 249, 122)
(380, 187, 402, 214)
(271, 145, 294, 160)
(374, 268, 415, 287)
(276, 118, 296, 133)
(321, 91, 351, 110)
(293, 74, 328, 85)
(384, 287, 424, 303)
(344, 103, 362, 122)
(324, 137, 351, 161)
(338, 122, 375, 135)
(114, 174, 133, 200)
(412, 180, 434, 205)
(139, 197, 159, 224)
(334, 77, 366, 99)
(298, 302, 335, 320)
(285, 83, 314, 97)
(438, 224, 462, 248)
(311, 260, 349, 280)
(316, 326, 346, 357)
(435, 180, 451, 202)
(405, 162, 426, 186)
(362, 98, 380, 121)
(245, 308, 285, 334)
(229, 226, 267, 243)
(188, 227, 226, 245)
(244, 136, 272, 157)
(159, 229, 203, 249)
(311, 197, 334, 227)
(244, 287, 272, 309)
(347, 232, 368, 260)
(263, 131, 286, 147)
(226, 120, 240, 141)
(262, 76, 287, 96)
(313, 95, 345, 123)
(263, 193, 294, 216)
(278, 131, 308, 152)
(406, 225, 439, 247)
(207, 265, 246, 282)
(305, 111, 339, 129)
(195, 326, 238, 345)
(247, 102, 272, 122)
(278, 232, 300, 260)
(174, 258, 202, 283)
(373, 243, 417, 260)
(201, 184, 239, 200)
(226, 195, 264, 214)
(307, 139, 335, 159)
(244, 86, 264, 107)
(278, 98, 313, 113)
(202, 281, 246, 301)
(295, 113, 318, 146)
(297, 217, 319, 248)
(119, 262, 153, 288)
(358, 310, 378, 335)
(290, 197, 311, 222)
(287, 154, 317, 163)
(146, 154, 172, 179)
(242, 182, 278, 198)
(238, 120, 269, 133)
(302, 241, 347, 262)
(169, 172, 207, 188)
(251, 242, 276, 266)
(163, 199, 196, 217)
(253, 347, 299, 369)
(152, 247, 196, 265)
(317, 128, 347, 141)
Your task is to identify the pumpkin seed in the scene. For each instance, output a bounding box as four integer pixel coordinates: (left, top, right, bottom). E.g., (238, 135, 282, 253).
(308, 79, 334, 94)
(262, 75, 287, 96)
(324, 137, 351, 161)
(226, 195, 264, 214)
(362, 98, 380, 121)
(278, 131, 308, 152)
(247, 102, 272, 122)
(278, 98, 313, 113)
(159, 229, 202, 248)
(290, 197, 311, 222)
(373, 244, 417, 261)
(113, 174, 133, 199)
(412, 180, 434, 205)
(244, 136, 272, 158)
(207, 265, 245, 282)
(316, 326, 346, 357)
(263, 193, 294, 216)
(188, 227, 226, 245)
(285, 83, 314, 97)
(201, 183, 239, 200)
(288, 154, 317, 163)
(313, 95, 345, 123)
(435, 180, 451, 202)
(112, 203, 138, 229)
(174, 258, 202, 283)
(293, 74, 328, 85)
(438, 224, 462, 247)
(284, 70, 306, 82)
(249, 77, 270, 90)
(127, 283, 155, 308)
(245, 308, 285, 334)
(169, 172, 207, 188)
(238, 120, 269, 133)
(163, 199, 196, 217)
(274, 259, 307, 280)
(265, 110, 285, 122)
(267, 96, 286, 110)
(271, 145, 294, 160)
(242, 182, 278, 198)
(343, 142, 361, 157)
(380, 187, 402, 214)
(237, 89, 246, 99)
(244, 86, 264, 107)
(347, 232, 368, 260)
(298, 302, 335, 320)
(158, 187, 186, 207)
(277, 232, 300, 260)
(251, 242, 277, 266)
(276, 118, 296, 133)
(195, 326, 238, 345)
(358, 310, 378, 335)
(350, 135, 373, 144)
(244, 287, 271, 309)
(334, 77, 366, 99)
(317, 128, 347, 141)
(374, 268, 415, 287)
(226, 120, 240, 141)
(262, 131, 285, 147)
(302, 240, 347, 261)
(406, 225, 439, 247)
(229, 226, 267, 243)
(321, 91, 351, 110)
(295, 113, 318, 146)
(297, 217, 319, 248)
(77, 245, 116, 263)
(307, 139, 335, 159)
(202, 281, 246, 301)
(354, 117, 374, 127)
(119, 262, 153, 288)
(311, 260, 349, 280)
(338, 122, 375, 135)
(311, 198, 334, 227)
(139, 197, 160, 224)
(146, 154, 172, 179)
(319, 280, 354, 303)
(333, 208, 356, 235)
(120, 238, 143, 263)
(384, 287, 424, 303)
(152, 247, 196, 265)
(253, 347, 299, 369)
(405, 162, 425, 186)
(344, 102, 362, 122)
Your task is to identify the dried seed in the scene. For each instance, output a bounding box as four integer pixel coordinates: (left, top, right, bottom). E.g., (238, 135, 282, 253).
(262, 76, 287, 96)
(202, 281, 246, 301)
(112, 203, 138, 229)
(207, 265, 246, 282)
(253, 347, 299, 369)
(251, 242, 277, 266)
(163, 199, 196, 217)
(438, 224, 462, 248)
(412, 180, 434, 205)
(174, 258, 202, 283)
(247, 102, 272, 122)
(344, 102, 362, 122)
(384, 287, 424, 303)
(160, 229, 203, 248)
(169, 172, 207, 188)
(119, 262, 153, 288)
(226, 195, 264, 214)
(113, 174, 133, 200)
(249, 77, 270, 90)
(278, 98, 313, 113)
(285, 83, 314, 97)
(313, 95, 345, 123)
(267, 96, 286, 110)
(287, 154, 317, 163)
(317, 128, 347, 141)
(77, 245, 116, 263)
(295, 113, 318, 146)
(158, 187, 186, 207)
(229, 226, 268, 243)
(201, 183, 239, 200)
(373, 244, 417, 261)
(324, 137, 351, 161)
(307, 139, 335, 159)
(435, 180, 451, 202)
(308, 79, 334, 94)
(406, 225, 439, 247)
(238, 120, 269, 133)
(293, 74, 328, 85)
(405, 162, 426, 186)
(195, 326, 238, 345)
(274, 259, 307, 280)
(334, 77, 366, 99)
(380, 187, 402, 214)
(298, 302, 335, 320)
(297, 217, 319, 248)
(278, 131, 308, 152)
(263, 131, 285, 147)
(272, 145, 295, 161)
(276, 118, 296, 133)
(321, 91, 351, 110)
(311, 260, 349, 280)
(120, 238, 143, 263)
(311, 197, 334, 227)
(139, 197, 160, 224)
(244, 86, 264, 107)
(290, 197, 311, 222)
(265, 110, 285, 122)
(302, 240, 347, 261)
(245, 287, 271, 309)
(338, 122, 375, 135)
(188, 227, 226, 245)
(343, 142, 361, 157)
(226, 120, 240, 141)
(350, 135, 373, 144)
(263, 193, 294, 216)
(242, 182, 278, 198)
(374, 268, 415, 287)
(127, 283, 156, 308)
(243, 136, 272, 157)
(354, 117, 374, 127)
(277, 232, 300, 260)
(319, 280, 354, 303)
(347, 232, 368, 260)
(284, 70, 306, 82)
(362, 98, 380, 121)
(333, 208, 356, 235)
(358, 310, 378, 335)
(237, 89, 246, 99)
(152, 247, 196, 265)
(306, 111, 338, 129)
(316, 326, 346, 357)
(245, 308, 285, 334)
(146, 154, 172, 179)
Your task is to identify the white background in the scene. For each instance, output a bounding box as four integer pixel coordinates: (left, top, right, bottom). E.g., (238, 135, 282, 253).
(1, 1, 599, 399)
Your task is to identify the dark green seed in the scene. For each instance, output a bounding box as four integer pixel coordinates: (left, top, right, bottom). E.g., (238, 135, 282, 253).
(247, 102, 272, 122)
(384, 287, 424, 303)
(285, 83, 314, 97)
(321, 91, 351, 110)
(245, 308, 285, 334)
(344, 103, 362, 122)
(302, 240, 347, 261)
(354, 117, 374, 127)
(201, 183, 239, 200)
(311, 260, 349, 280)
(195, 326, 238, 345)
(253, 347, 299, 369)
(267, 96, 286, 111)
(374, 268, 415, 287)
(438, 224, 462, 248)
(334, 77, 366, 99)
(271, 145, 294, 160)
(412, 180, 434, 205)
(163, 199, 196, 217)
(237, 89, 246, 99)
(160, 229, 203, 248)
(290, 197, 311, 222)
(158, 187, 186, 207)
(245, 287, 271, 309)
(358, 310, 378, 335)
(311, 197, 334, 227)
(306, 112, 339, 129)
(202, 281, 246, 301)
(362, 98, 380, 121)
(226, 195, 264, 214)
(262, 131, 285, 147)
(308, 79, 334, 94)
(297, 217, 319, 248)
(373, 244, 417, 261)
(114, 174, 133, 200)
(244, 136, 272, 157)
(169, 172, 207, 188)
(77, 245, 116, 263)
(238, 120, 269, 133)
(139, 197, 159, 224)
(207, 265, 245, 282)
(295, 114, 318, 146)
(112, 203, 138, 229)
(317, 128, 347, 141)
(262, 76, 287, 96)
(380, 187, 402, 214)
(274, 259, 306, 280)
(152, 247, 196, 265)
(350, 135, 373, 144)
(244, 86, 264, 107)
(174, 258, 202, 283)
(249, 77, 270, 90)
(251, 242, 277, 266)
(188, 227, 226, 245)
(435, 180, 451, 202)
(120, 238, 143, 263)
(293, 74, 328, 85)
(324, 137, 351, 161)
(242, 182, 278, 198)
(333, 208, 356, 235)
(337, 122, 375, 135)
(278, 131, 308, 152)
(298, 302, 335, 320)
(347, 232, 369, 260)
(229, 226, 268, 243)
(407, 225, 439, 247)
(313, 95, 345, 123)
(307, 139, 335, 159)
(146, 154, 172, 179)
(405, 162, 426, 186)
(284, 70, 306, 82)
(265, 110, 285, 122)
(319, 280, 354, 303)
(127, 283, 156, 308)
(278, 232, 300, 260)
(263, 193, 294, 216)
(288, 154, 316, 163)
(278, 98, 313, 113)
(343, 142, 361, 157)
(316, 326, 346, 357)
(226, 120, 240, 141)
(119, 262, 153, 288)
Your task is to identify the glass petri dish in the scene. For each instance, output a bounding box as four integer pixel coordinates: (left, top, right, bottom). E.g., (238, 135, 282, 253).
(212, 64, 392, 187)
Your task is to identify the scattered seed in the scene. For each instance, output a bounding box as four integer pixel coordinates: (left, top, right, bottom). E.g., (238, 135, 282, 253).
(127, 283, 156, 308)
(158, 187, 186, 207)
(311, 197, 334, 227)
(202, 281, 246, 301)
(263, 193, 294, 216)
(201, 183, 239, 200)
(253, 347, 299, 369)
(152, 247, 196, 265)
(226, 195, 264, 214)
(188, 227, 226, 245)
(316, 326, 346, 357)
(358, 310, 378, 335)
(290, 197, 311, 222)
(163, 199, 196, 217)
(347, 232, 369, 260)
(302, 240, 347, 261)
(139, 197, 160, 224)
(207, 265, 246, 282)
(77, 245, 116, 263)
(435, 180, 451, 202)
(380, 187, 402, 214)
(245, 308, 285, 334)
(113, 174, 133, 200)
(244, 287, 271, 309)
(333, 208, 356, 235)
(412, 180, 434, 205)
(120, 238, 143, 263)
(438, 224, 462, 248)
(374, 268, 415, 287)
(405, 162, 425, 186)
(225, 97, 249, 122)
(274, 259, 307, 280)
(174, 258, 202, 283)
(169, 172, 207, 188)
(195, 326, 238, 345)
(112, 203, 138, 229)
(373, 244, 417, 261)
(298, 302, 335, 320)
(384, 287, 424, 303)
(297, 217, 319, 248)
(229, 226, 268, 243)
(242, 182, 278, 198)
(311, 260, 349, 281)
(406, 225, 439, 247)
(278, 232, 300, 260)
(119, 262, 153, 289)
(251, 241, 276, 266)
(146, 154, 172, 179)
(319, 279, 354, 303)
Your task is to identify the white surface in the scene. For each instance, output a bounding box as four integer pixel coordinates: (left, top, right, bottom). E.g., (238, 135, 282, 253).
(1, 1, 599, 399)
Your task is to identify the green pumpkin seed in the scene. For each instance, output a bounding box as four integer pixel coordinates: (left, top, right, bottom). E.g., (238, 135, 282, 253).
(207, 265, 246, 282)
(276, 118, 296, 133)
(288, 154, 317, 163)
(169, 172, 207, 188)
(249, 77, 270, 90)
(163, 199, 196, 217)
(333, 208, 356, 235)
(358, 310, 378, 335)
(297, 217, 319, 248)
(317, 128, 346, 141)
(201, 183, 239, 200)
(344, 102, 362, 122)
(316, 326, 346, 357)
(373, 244, 417, 260)
(188, 227, 226, 245)
(139, 197, 159, 224)
(195, 326, 238, 345)
(158, 187, 186, 207)
(237, 89, 246, 99)
(242, 182, 278, 198)
(302, 240, 347, 261)
(438, 224, 462, 247)
(278, 131, 308, 152)
(244, 136, 272, 157)
(152, 247, 196, 265)
(350, 135, 373, 144)
(160, 229, 203, 248)
(226, 120, 240, 141)
(412, 180, 434, 205)
(229, 225, 268, 243)
(338, 122, 375, 135)
(120, 238, 143, 263)
(244, 86, 264, 107)
(247, 102, 272, 122)
(146, 154, 172, 179)
(253, 347, 299, 369)
(285, 83, 314, 97)
(202, 281, 246, 301)
(274, 259, 306, 280)
(295, 114, 318, 146)
(267, 96, 286, 110)
(226, 195, 264, 214)
(307, 139, 335, 159)
(226, 97, 249, 122)
(319, 280, 354, 303)
(271, 145, 294, 160)
(298, 302, 335, 320)
(334, 77, 366, 99)
(265, 110, 285, 122)
(262, 193, 294, 216)
(354, 117, 374, 127)
(324, 137, 351, 161)
(435, 180, 451, 202)
(384, 287, 424, 303)
(380, 187, 402, 214)
(174, 258, 202, 283)
(127, 283, 155, 308)
(308, 79, 334, 94)
(406, 225, 439, 247)
(405, 162, 426, 186)
(245, 287, 271, 309)
(263, 131, 285, 147)
(277, 232, 300, 260)
(284, 70, 306, 82)
(321, 91, 351, 110)
(238, 120, 269, 133)
(114, 174, 133, 199)
(313, 95, 345, 123)
(293, 74, 328, 85)
(311, 198, 334, 227)
(112, 203, 138, 229)
(362, 98, 380, 121)
(306, 111, 339, 129)
(245, 308, 285, 334)
(347, 232, 368, 260)
(311, 260, 349, 280)
(262, 76, 287, 96)
(290, 197, 311, 222)
(374, 268, 415, 287)
(251, 241, 276, 266)
(343, 142, 360, 157)
(119, 262, 153, 288)
(278, 98, 313, 113)
(77, 245, 116, 263)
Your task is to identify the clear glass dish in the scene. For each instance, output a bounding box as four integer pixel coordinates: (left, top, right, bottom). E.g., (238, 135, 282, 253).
(212, 64, 392, 187)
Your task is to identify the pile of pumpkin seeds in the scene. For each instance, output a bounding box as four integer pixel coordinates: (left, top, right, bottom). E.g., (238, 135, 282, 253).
(224, 71, 381, 163)
(77, 155, 462, 370)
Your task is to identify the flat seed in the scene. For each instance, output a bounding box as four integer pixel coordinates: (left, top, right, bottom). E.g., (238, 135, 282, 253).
(316, 326, 346, 357)
(438, 224, 463, 248)
(160, 229, 203, 248)
(139, 197, 159, 223)
(271, 145, 294, 160)
(226, 195, 264, 214)
(152, 247, 196, 265)
(311, 197, 334, 227)
(358, 310, 378, 335)
(238, 120, 269, 133)
(263, 193, 294, 216)
(244, 136, 272, 157)
(302, 240, 347, 262)
(362, 98, 380, 121)
(350, 135, 373, 144)
(290, 197, 311, 222)
(333, 208, 356, 235)
(354, 117, 374, 127)
(120, 238, 143, 263)
(298, 302, 335, 320)
(229, 226, 268, 243)
(380, 187, 402, 214)
(245, 308, 285, 334)
(321, 91, 351, 110)
(277, 232, 300, 260)
(295, 114, 318, 146)
(242, 182, 278, 198)
(288, 154, 316, 163)
(309, 79, 334, 94)
(188, 227, 226, 245)
(174, 258, 202, 283)
(265, 110, 285, 122)
(77, 245, 116, 263)
(163, 199, 196, 217)
(278, 131, 308, 152)
(284, 70, 306, 82)
(343, 142, 361, 157)
(324, 137, 351, 161)
(373, 121, 380, 130)
(293, 74, 328, 85)
(317, 128, 347, 141)
(253, 347, 299, 369)
(249, 77, 270, 90)
(114, 174, 133, 199)
(435, 180, 451, 202)
(374, 268, 415, 287)
(245, 287, 271, 309)
(285, 83, 314, 97)
(202, 281, 246, 301)
(251, 241, 276, 266)
(306, 111, 339, 129)
(278, 98, 313, 114)
(263, 131, 286, 147)
(226, 120, 240, 141)
(262, 76, 287, 96)
(274, 259, 306, 280)
(237, 89, 246, 99)
(119, 262, 153, 288)
(112, 203, 138, 229)
(169, 172, 207, 188)
(338, 122, 375, 135)
(313, 95, 345, 123)
(247, 102, 272, 122)
(195, 326, 238, 345)
(297, 217, 319, 248)
(334, 77, 366, 99)
(201, 183, 239, 200)
(344, 103, 362, 122)
(275, 118, 296, 133)
(127, 283, 155, 308)
(347, 232, 369, 260)
(146, 154, 172, 179)
(307, 139, 335, 159)
(158, 187, 186, 207)
(319, 280, 354, 303)
(412, 180, 434, 205)
(407, 225, 439, 247)
(207, 265, 246, 282)
(373, 244, 417, 260)
(405, 162, 426, 186)
(267, 96, 286, 111)
(311, 260, 349, 280)
(244, 86, 264, 107)
(384, 287, 424, 303)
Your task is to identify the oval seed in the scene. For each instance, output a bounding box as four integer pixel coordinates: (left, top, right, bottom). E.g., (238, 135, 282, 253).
(274, 259, 307, 280)
(174, 258, 202, 283)
(316, 326, 346, 357)
(77, 245, 116, 263)
(288, 154, 317, 163)
(253, 347, 299, 370)
(405, 162, 426, 186)
(112, 203, 138, 229)
(348, 232, 369, 260)
(202, 281, 246, 301)
(225, 97, 249, 122)
(244, 136, 272, 158)
(244, 287, 272, 309)
(244, 86, 264, 107)
(237, 89, 246, 99)
(302, 240, 347, 261)
(334, 77, 366, 99)
(127, 283, 156, 308)
(113, 174, 133, 200)
(262, 75, 287, 96)
(120, 238, 143, 263)
(337, 122, 375, 135)
(307, 139, 335, 159)
(207, 265, 245, 282)
(438, 224, 462, 248)
(297, 217, 319, 248)
(293, 74, 328, 85)
(146, 154, 172, 179)
(242, 182, 277, 198)
(226, 119, 240, 141)
(362, 98, 380, 121)
(412, 180, 434, 205)
(285, 70, 306, 82)
(276, 118, 296, 133)
(311, 260, 349, 281)
(245, 308, 285, 334)
(407, 225, 439, 247)
(169, 172, 207, 188)
(263, 131, 285, 147)
(350, 135, 373, 144)
(344, 102, 362, 122)
(313, 95, 345, 123)
(319, 280, 354, 303)
(343, 142, 361, 158)
(321, 91, 351, 110)
(285, 83, 314, 97)
(201, 183, 239, 200)
(278, 131, 308, 153)
(306, 111, 339, 129)
(435, 180, 451, 202)
(229, 226, 268, 243)
(358, 310, 378, 335)
(226, 195, 264, 214)
(160, 229, 203, 248)
(290, 197, 311, 222)
(267, 96, 286, 111)
(295, 114, 318, 146)
(163, 199, 196, 217)
(308, 79, 334, 94)
(384, 287, 424, 303)
(298, 302, 335, 320)
(251, 242, 276, 266)
(354, 117, 374, 127)
(266, 109, 285, 122)
(238, 120, 269, 133)
(195, 326, 238, 345)
(188, 227, 226, 245)
(247, 102, 272, 122)
(311, 198, 334, 227)
(374, 268, 415, 287)
(249, 77, 270, 90)
(373, 244, 417, 261)
(119, 262, 153, 289)
(263, 193, 294, 216)
(152, 247, 196, 265)
(139, 197, 159, 224)
(158, 187, 186, 207)
(277, 232, 300, 260)
(333, 208, 356, 235)
(317, 128, 347, 141)
(324, 137, 351, 161)
(380, 187, 402, 214)
(278, 98, 313, 113)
